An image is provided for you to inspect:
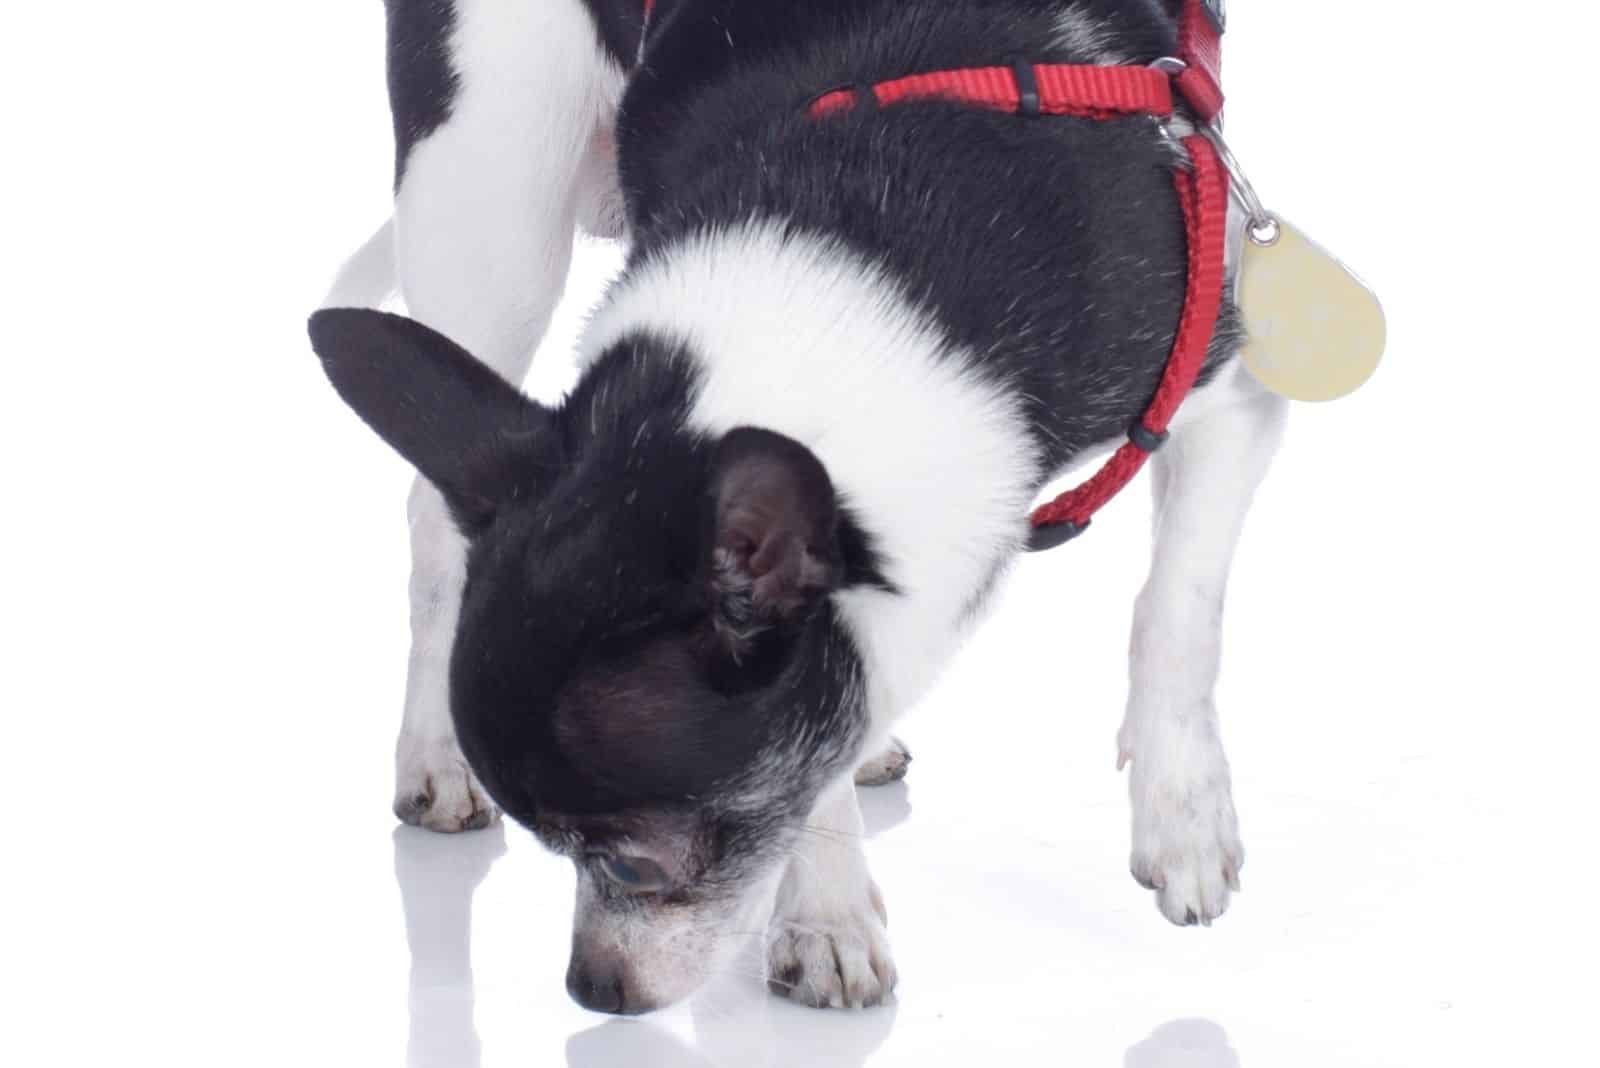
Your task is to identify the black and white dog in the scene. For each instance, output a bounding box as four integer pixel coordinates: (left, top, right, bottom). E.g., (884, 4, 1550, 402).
(311, 0, 1286, 1014)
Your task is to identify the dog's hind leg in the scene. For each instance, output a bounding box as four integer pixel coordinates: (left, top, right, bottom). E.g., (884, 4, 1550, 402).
(1120, 369, 1288, 924)
(379, 0, 624, 832)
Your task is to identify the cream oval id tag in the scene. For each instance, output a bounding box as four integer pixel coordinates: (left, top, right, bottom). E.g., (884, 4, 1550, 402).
(1237, 217, 1386, 402)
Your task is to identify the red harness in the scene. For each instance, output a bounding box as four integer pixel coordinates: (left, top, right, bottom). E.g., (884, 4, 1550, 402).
(645, 0, 1233, 552)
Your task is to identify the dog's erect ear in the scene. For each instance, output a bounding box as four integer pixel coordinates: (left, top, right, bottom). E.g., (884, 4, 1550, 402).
(308, 308, 559, 529)
(707, 428, 840, 650)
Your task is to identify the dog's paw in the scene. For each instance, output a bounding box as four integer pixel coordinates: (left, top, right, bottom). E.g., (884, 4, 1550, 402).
(766, 882, 896, 1009)
(766, 885, 896, 1009)
(854, 737, 912, 787)
(1126, 741, 1243, 927)
(393, 736, 499, 834)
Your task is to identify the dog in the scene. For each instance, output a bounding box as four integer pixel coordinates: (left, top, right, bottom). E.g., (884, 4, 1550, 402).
(310, 0, 1287, 1015)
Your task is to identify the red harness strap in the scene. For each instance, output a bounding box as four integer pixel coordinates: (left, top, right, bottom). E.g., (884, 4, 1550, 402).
(1026, 139, 1228, 547)
(810, 64, 1174, 121)
(1176, 0, 1227, 123)
(645, 0, 1232, 551)
(806, 2, 1231, 550)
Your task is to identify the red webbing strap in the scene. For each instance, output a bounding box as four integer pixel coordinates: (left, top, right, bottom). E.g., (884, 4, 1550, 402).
(811, 64, 1173, 120)
(1028, 134, 1230, 538)
(1175, 0, 1225, 122)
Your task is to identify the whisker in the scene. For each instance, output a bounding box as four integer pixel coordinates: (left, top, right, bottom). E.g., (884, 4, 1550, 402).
(797, 823, 861, 843)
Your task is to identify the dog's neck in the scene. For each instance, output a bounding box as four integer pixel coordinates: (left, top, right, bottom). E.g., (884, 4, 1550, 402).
(581, 221, 1042, 727)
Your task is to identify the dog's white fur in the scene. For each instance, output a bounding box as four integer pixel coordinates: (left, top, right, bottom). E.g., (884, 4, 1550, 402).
(327, 0, 1288, 1002)
(584, 224, 1045, 740)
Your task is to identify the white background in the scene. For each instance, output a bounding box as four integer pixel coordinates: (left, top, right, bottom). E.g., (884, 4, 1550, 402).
(5, 3, 1597, 1066)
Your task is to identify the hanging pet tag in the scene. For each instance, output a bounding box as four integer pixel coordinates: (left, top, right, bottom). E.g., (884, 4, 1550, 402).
(1203, 127, 1386, 402)
(1237, 217, 1386, 402)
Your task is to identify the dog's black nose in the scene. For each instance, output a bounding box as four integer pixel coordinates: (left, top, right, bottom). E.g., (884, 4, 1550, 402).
(566, 955, 642, 1015)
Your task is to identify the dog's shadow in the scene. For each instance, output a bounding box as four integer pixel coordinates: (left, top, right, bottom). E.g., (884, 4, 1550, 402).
(1124, 1019, 1242, 1068)
(393, 823, 506, 1068)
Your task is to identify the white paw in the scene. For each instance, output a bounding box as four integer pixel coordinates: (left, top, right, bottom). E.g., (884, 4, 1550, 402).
(766, 881, 896, 1009)
(1125, 738, 1243, 926)
(394, 735, 500, 834)
(853, 737, 912, 787)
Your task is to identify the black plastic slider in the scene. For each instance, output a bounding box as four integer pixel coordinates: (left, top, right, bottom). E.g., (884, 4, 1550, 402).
(1013, 61, 1041, 117)
(1128, 422, 1170, 453)
(1027, 520, 1089, 553)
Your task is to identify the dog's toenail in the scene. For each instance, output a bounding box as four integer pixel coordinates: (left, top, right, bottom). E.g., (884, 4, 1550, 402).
(1184, 908, 1198, 926)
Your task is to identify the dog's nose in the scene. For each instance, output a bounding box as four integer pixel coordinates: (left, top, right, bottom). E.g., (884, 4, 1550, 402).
(566, 954, 648, 1015)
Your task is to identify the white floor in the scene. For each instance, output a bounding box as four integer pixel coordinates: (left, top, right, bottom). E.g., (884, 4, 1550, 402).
(7, 3, 1599, 1066)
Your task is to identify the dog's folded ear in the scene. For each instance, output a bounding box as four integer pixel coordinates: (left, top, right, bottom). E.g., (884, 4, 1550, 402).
(707, 428, 841, 653)
(308, 308, 560, 531)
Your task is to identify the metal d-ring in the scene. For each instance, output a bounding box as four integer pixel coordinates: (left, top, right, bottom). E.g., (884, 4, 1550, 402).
(1201, 124, 1281, 246)
(1150, 57, 1281, 246)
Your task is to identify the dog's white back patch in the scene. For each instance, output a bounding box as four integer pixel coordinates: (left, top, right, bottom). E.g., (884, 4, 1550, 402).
(582, 223, 1042, 728)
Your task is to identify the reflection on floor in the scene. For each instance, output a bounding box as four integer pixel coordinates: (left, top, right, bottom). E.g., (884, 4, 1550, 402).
(394, 786, 917, 1068)
(392, 781, 1243, 1068)
(396, 824, 504, 1068)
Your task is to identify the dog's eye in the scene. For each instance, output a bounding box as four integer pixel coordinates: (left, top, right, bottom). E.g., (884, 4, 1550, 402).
(595, 854, 669, 893)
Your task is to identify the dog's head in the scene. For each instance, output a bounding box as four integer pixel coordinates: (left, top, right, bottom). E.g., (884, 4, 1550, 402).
(309, 309, 871, 1012)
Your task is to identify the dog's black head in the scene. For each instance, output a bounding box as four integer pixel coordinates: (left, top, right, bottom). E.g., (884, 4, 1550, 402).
(309, 308, 870, 1011)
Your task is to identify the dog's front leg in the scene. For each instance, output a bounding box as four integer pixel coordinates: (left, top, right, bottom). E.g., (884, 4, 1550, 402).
(1121, 381, 1288, 924)
(381, 0, 623, 831)
(767, 779, 897, 1009)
